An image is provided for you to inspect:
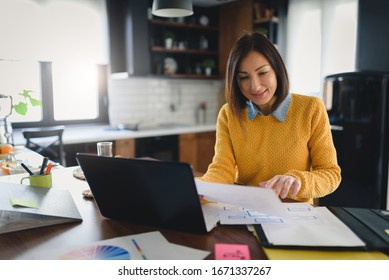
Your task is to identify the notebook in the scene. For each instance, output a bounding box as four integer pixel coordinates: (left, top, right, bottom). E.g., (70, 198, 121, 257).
(76, 153, 219, 234)
(0, 181, 82, 234)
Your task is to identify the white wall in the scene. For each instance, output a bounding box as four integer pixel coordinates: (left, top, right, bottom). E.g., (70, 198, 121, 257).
(108, 76, 225, 127)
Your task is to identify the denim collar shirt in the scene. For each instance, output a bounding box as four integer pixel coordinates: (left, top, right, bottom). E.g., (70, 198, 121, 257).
(247, 93, 291, 123)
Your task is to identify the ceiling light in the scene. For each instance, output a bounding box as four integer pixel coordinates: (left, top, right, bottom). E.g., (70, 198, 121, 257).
(152, 0, 194, 18)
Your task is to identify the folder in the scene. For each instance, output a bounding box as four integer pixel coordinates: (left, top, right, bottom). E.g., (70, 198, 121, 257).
(328, 207, 389, 254)
(253, 206, 389, 259)
(262, 247, 389, 260)
(0, 181, 82, 234)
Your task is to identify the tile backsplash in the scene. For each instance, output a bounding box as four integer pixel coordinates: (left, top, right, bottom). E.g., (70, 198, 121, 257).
(108, 76, 225, 126)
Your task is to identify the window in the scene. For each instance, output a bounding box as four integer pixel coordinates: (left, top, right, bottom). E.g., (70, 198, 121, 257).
(0, 0, 109, 128)
(0, 60, 42, 123)
(285, 0, 358, 98)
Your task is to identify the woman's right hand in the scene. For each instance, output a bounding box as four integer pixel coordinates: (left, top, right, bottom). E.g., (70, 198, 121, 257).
(259, 175, 301, 199)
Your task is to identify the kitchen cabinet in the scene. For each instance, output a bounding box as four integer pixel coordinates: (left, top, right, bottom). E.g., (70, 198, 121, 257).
(219, 0, 253, 77)
(148, 6, 220, 79)
(252, 0, 279, 46)
(64, 142, 100, 166)
(111, 131, 216, 174)
(107, 0, 150, 75)
(114, 139, 135, 158)
(357, 0, 389, 72)
(64, 139, 135, 166)
(252, 0, 287, 56)
(179, 131, 216, 174)
(218, 0, 287, 76)
(135, 135, 179, 161)
(107, 1, 287, 78)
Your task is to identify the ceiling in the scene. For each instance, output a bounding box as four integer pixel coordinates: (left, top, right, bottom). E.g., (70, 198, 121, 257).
(192, 0, 237, 7)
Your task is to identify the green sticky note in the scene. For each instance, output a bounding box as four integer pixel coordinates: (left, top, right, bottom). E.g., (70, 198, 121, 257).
(385, 229, 389, 236)
(10, 198, 39, 209)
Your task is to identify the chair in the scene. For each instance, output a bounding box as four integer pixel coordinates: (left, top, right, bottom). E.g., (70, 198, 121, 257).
(22, 126, 65, 166)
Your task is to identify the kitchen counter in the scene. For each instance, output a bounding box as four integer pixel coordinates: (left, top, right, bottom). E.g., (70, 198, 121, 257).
(12, 123, 216, 146)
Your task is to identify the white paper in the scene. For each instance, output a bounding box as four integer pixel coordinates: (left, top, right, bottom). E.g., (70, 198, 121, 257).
(261, 205, 366, 247)
(195, 180, 286, 222)
(218, 203, 285, 225)
(18, 231, 210, 260)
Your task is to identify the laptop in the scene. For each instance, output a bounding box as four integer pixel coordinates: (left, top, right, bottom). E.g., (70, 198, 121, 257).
(76, 153, 219, 234)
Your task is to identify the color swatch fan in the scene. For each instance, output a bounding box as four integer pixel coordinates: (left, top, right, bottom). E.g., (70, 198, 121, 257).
(60, 245, 130, 260)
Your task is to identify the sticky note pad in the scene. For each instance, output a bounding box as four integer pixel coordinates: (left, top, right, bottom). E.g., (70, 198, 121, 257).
(385, 229, 389, 236)
(10, 198, 39, 209)
(215, 243, 251, 260)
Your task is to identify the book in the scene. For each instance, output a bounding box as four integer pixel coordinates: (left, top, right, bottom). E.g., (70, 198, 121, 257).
(0, 181, 82, 234)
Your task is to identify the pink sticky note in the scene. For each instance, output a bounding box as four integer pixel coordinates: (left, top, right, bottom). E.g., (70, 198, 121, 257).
(214, 243, 251, 260)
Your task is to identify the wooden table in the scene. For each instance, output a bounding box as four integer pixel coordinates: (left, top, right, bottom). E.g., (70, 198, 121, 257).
(0, 166, 267, 260)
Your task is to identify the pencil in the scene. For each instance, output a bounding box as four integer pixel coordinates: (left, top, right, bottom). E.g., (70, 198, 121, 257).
(131, 239, 147, 260)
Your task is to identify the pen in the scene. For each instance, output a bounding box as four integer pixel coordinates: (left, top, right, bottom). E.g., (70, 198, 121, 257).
(21, 162, 34, 175)
(40, 157, 49, 175)
(44, 162, 53, 175)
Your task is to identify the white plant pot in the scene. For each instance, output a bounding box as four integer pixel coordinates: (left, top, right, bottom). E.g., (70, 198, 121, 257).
(205, 67, 212, 76)
(165, 38, 173, 49)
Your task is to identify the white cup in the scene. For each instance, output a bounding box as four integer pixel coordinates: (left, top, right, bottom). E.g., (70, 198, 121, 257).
(97, 141, 113, 157)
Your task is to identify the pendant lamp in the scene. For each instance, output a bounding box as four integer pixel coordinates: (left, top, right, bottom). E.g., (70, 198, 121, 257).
(152, 0, 193, 18)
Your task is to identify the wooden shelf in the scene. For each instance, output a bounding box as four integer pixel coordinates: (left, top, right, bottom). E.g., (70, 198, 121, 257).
(151, 46, 218, 55)
(148, 5, 220, 79)
(150, 19, 218, 31)
(252, 1, 280, 46)
(253, 16, 279, 25)
(151, 73, 219, 79)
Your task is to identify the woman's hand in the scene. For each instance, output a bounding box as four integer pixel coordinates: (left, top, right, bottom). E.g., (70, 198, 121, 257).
(259, 175, 301, 199)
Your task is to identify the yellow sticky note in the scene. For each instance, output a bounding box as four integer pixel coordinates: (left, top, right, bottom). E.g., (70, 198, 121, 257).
(385, 229, 389, 236)
(10, 198, 39, 209)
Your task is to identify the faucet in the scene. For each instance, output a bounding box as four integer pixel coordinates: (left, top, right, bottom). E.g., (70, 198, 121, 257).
(196, 102, 207, 124)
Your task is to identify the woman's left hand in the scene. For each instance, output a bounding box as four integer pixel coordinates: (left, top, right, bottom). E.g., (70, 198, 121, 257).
(259, 175, 301, 199)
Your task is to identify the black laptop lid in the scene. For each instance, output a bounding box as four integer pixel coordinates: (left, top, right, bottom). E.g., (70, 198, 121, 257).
(76, 153, 207, 233)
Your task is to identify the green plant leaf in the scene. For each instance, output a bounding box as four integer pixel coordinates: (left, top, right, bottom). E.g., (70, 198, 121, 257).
(12, 89, 41, 116)
(13, 102, 28, 115)
(29, 97, 42, 107)
(20, 89, 33, 99)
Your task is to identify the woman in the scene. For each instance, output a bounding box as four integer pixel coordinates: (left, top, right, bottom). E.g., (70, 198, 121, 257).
(198, 32, 341, 204)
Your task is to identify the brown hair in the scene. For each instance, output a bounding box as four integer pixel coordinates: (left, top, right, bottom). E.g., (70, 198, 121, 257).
(225, 31, 289, 124)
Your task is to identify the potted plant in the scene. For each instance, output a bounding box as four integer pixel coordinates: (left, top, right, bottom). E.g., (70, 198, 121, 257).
(163, 31, 175, 49)
(0, 89, 41, 146)
(12, 89, 42, 116)
(202, 59, 215, 76)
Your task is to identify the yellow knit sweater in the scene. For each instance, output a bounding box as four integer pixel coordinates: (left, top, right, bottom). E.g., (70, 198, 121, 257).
(199, 94, 341, 203)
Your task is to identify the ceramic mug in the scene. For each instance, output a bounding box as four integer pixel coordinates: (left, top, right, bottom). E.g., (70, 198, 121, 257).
(21, 173, 52, 188)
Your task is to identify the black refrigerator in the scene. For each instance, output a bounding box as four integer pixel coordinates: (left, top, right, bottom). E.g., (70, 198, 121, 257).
(319, 71, 389, 209)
